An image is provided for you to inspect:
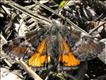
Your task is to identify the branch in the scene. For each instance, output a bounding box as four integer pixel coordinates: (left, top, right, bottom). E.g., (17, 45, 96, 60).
(17, 59, 43, 80)
(89, 21, 106, 34)
(4, 0, 52, 26)
(35, 2, 90, 36)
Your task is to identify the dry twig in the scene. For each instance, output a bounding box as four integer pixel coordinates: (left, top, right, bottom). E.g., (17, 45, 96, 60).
(17, 59, 43, 80)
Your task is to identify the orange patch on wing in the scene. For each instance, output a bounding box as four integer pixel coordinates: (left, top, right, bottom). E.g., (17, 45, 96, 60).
(59, 38, 80, 66)
(28, 36, 80, 67)
(28, 39, 50, 67)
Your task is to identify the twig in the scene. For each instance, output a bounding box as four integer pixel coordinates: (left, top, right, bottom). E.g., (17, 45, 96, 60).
(0, 34, 12, 67)
(1, 5, 11, 15)
(35, 2, 90, 36)
(3, 0, 90, 35)
(4, 58, 12, 67)
(94, 13, 103, 21)
(5, 0, 52, 26)
(17, 59, 43, 80)
(0, 50, 12, 67)
(0, 34, 7, 43)
(89, 21, 106, 34)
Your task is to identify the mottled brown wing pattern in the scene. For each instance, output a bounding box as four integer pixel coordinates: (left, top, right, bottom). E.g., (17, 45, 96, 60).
(73, 35, 105, 61)
(2, 37, 33, 59)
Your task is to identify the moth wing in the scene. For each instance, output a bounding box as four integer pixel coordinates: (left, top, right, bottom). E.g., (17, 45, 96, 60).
(59, 37, 80, 67)
(28, 39, 50, 67)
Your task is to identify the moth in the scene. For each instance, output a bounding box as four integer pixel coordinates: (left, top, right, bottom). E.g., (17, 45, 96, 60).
(2, 20, 104, 70)
(28, 27, 80, 70)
